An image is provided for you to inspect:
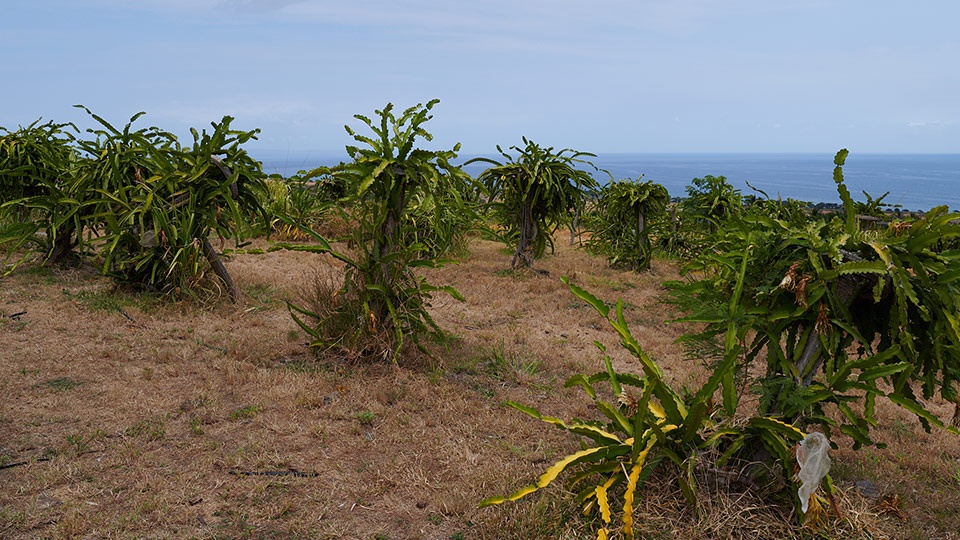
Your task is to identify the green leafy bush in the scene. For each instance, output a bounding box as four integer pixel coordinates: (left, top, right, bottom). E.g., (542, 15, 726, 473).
(469, 139, 599, 269)
(75, 108, 265, 299)
(682, 174, 742, 234)
(0, 120, 84, 266)
(484, 275, 814, 538)
(260, 168, 347, 240)
(2, 108, 266, 299)
(670, 150, 960, 447)
(272, 100, 478, 360)
(585, 178, 669, 271)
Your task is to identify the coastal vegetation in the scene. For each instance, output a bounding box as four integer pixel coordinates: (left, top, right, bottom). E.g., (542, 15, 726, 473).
(2, 102, 959, 539)
(584, 178, 670, 270)
(0, 107, 265, 300)
(268, 100, 479, 360)
(467, 139, 599, 270)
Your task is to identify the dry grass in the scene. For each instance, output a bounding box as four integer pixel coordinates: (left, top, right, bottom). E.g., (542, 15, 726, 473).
(1, 236, 959, 539)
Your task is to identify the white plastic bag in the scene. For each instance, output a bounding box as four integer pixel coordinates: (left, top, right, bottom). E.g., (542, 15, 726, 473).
(796, 432, 831, 513)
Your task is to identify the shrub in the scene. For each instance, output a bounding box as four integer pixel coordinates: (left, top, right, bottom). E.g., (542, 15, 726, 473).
(670, 150, 960, 447)
(0, 120, 84, 267)
(469, 139, 599, 269)
(585, 178, 670, 271)
(272, 100, 479, 360)
(484, 276, 812, 537)
(75, 107, 266, 300)
(682, 174, 742, 234)
(1, 108, 267, 300)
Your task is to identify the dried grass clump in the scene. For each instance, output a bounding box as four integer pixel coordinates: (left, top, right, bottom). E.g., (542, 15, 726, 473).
(602, 463, 888, 540)
(295, 259, 417, 363)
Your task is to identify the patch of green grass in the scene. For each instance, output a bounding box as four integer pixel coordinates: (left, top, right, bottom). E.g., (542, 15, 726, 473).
(71, 289, 117, 310)
(189, 415, 205, 436)
(484, 341, 542, 384)
(281, 360, 326, 375)
(611, 281, 637, 292)
(450, 357, 481, 376)
(19, 264, 57, 284)
(355, 411, 376, 426)
(471, 382, 496, 399)
(64, 287, 159, 313)
(1, 318, 28, 332)
(125, 418, 166, 441)
(229, 405, 262, 421)
(425, 365, 445, 385)
(38, 376, 81, 392)
(179, 393, 211, 412)
(243, 284, 281, 307)
(66, 432, 90, 453)
(0, 507, 26, 531)
(493, 267, 531, 280)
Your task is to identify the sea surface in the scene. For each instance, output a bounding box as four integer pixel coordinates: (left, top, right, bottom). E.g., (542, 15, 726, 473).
(257, 152, 960, 212)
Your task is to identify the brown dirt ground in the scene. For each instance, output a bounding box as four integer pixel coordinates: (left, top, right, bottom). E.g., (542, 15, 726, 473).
(1, 236, 959, 539)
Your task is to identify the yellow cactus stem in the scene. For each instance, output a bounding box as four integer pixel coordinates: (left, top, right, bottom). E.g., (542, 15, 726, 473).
(596, 476, 616, 524)
(622, 436, 657, 540)
(621, 461, 643, 540)
(596, 527, 609, 540)
(802, 492, 826, 528)
(537, 446, 609, 489)
(646, 400, 666, 421)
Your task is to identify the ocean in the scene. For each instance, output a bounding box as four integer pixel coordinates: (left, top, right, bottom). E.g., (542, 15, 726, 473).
(256, 152, 960, 213)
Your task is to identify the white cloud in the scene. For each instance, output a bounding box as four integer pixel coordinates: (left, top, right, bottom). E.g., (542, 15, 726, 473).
(149, 96, 320, 128)
(907, 120, 954, 128)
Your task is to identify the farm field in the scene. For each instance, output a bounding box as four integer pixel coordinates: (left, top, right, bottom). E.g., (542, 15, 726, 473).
(2, 237, 960, 539)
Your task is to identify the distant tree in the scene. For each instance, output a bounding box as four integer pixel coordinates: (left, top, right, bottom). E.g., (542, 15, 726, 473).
(743, 181, 812, 227)
(682, 174, 742, 233)
(586, 178, 670, 271)
(469, 139, 599, 269)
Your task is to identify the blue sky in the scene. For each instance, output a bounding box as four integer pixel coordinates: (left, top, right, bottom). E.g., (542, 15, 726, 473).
(3, 1, 958, 157)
